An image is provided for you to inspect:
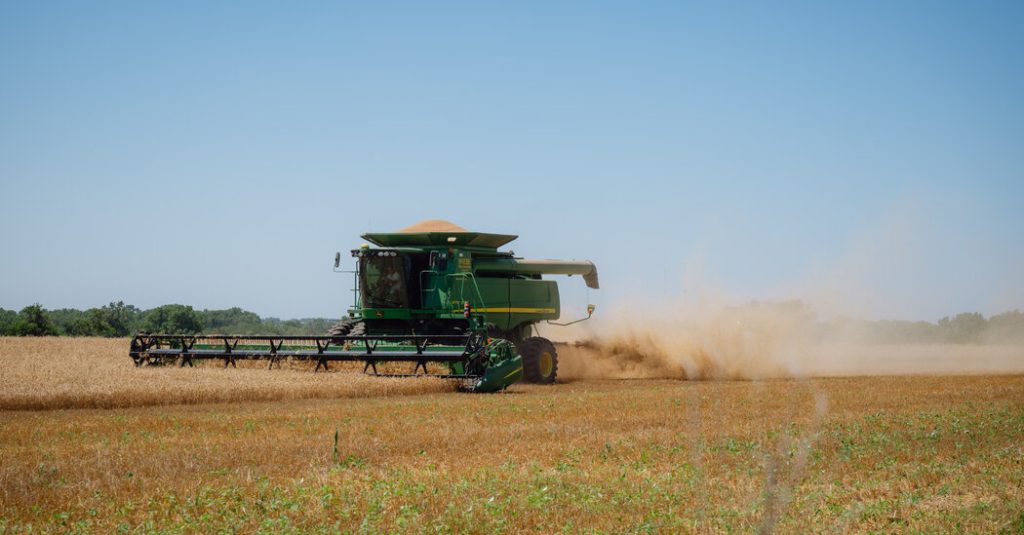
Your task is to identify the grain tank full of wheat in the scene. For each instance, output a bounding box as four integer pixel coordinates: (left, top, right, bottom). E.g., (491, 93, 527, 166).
(129, 220, 598, 391)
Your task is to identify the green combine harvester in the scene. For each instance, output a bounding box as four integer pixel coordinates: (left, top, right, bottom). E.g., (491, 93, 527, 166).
(130, 221, 598, 392)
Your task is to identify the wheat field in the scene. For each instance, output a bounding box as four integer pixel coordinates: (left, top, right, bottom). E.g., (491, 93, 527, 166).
(1, 337, 1023, 533)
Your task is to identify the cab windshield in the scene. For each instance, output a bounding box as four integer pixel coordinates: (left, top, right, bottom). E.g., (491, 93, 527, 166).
(359, 254, 409, 308)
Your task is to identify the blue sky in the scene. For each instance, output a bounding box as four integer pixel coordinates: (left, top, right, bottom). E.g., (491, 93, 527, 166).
(1, 1, 1022, 321)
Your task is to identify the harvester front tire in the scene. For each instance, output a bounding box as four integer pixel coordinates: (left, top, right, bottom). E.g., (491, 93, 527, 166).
(517, 337, 558, 384)
(327, 317, 363, 338)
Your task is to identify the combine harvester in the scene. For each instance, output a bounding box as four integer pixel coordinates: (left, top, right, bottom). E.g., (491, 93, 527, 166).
(129, 221, 599, 392)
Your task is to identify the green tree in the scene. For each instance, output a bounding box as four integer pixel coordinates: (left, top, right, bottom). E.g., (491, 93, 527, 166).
(140, 304, 204, 334)
(871, 320, 939, 344)
(201, 307, 263, 334)
(937, 312, 987, 343)
(48, 308, 88, 336)
(0, 308, 18, 335)
(987, 310, 1024, 343)
(70, 309, 117, 337)
(99, 301, 142, 336)
(12, 304, 58, 336)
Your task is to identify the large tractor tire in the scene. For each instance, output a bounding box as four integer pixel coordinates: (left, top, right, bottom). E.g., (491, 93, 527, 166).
(517, 336, 558, 384)
(327, 317, 365, 338)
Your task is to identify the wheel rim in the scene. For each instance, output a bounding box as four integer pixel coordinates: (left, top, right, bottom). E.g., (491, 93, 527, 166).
(539, 351, 554, 378)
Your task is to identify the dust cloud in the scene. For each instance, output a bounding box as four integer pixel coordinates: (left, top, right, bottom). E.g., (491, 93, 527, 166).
(547, 301, 1024, 381)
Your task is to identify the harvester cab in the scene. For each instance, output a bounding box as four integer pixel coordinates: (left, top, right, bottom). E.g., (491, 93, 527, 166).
(129, 220, 598, 392)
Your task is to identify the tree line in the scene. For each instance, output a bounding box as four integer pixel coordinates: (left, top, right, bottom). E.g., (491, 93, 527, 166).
(820, 311, 1024, 344)
(0, 302, 336, 337)
(0, 301, 1022, 343)
(739, 301, 1024, 344)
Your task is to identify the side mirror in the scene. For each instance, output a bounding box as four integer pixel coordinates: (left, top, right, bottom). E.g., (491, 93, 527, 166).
(334, 252, 341, 269)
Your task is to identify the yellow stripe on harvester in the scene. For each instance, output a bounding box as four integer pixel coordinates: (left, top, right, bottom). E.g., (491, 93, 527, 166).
(453, 307, 557, 314)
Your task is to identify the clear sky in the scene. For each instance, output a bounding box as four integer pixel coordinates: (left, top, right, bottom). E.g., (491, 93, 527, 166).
(1, 1, 1022, 321)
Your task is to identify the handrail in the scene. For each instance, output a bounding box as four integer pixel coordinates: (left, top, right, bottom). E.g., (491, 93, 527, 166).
(447, 272, 487, 311)
(416, 270, 488, 312)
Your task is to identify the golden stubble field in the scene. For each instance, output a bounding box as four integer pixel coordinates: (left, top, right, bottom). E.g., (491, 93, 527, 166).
(1, 337, 1023, 533)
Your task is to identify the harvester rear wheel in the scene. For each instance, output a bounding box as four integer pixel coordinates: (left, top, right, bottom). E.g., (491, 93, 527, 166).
(517, 337, 558, 384)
